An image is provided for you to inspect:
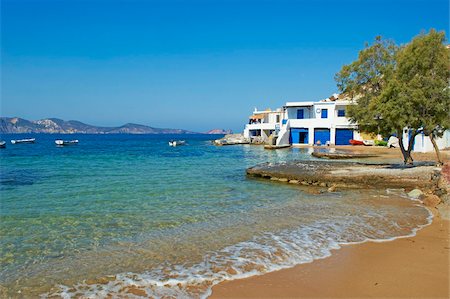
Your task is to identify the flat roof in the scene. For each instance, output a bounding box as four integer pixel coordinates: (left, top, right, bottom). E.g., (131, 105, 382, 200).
(284, 100, 352, 107)
(252, 110, 282, 114)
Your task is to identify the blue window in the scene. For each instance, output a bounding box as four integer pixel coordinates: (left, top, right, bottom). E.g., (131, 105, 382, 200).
(297, 109, 304, 119)
(321, 109, 328, 118)
(337, 109, 345, 117)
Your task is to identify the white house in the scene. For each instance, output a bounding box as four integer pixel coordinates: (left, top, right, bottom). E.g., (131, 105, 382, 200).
(401, 129, 450, 153)
(243, 94, 449, 152)
(275, 95, 361, 146)
(243, 108, 283, 143)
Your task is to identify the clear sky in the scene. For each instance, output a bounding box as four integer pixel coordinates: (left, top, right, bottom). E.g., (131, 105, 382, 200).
(1, 0, 448, 132)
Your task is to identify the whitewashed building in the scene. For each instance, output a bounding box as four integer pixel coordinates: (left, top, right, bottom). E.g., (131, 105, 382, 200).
(275, 95, 361, 146)
(243, 108, 283, 143)
(401, 129, 450, 153)
(243, 94, 449, 152)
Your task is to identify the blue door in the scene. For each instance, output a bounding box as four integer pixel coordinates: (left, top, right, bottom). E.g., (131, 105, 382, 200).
(297, 109, 304, 119)
(290, 128, 308, 144)
(314, 129, 330, 145)
(335, 129, 354, 145)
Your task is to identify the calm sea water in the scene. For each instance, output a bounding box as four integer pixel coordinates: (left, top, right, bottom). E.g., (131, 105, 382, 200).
(0, 134, 430, 298)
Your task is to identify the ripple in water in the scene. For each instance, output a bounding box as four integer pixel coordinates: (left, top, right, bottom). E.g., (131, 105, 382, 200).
(0, 135, 431, 298)
(44, 192, 431, 299)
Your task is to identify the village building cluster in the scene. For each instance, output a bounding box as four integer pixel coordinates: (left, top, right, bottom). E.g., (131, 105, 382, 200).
(243, 94, 450, 152)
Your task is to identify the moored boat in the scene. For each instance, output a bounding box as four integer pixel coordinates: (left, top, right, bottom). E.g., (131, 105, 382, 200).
(349, 139, 364, 146)
(169, 140, 186, 147)
(363, 140, 374, 146)
(55, 139, 79, 146)
(0, 141, 6, 148)
(11, 138, 35, 144)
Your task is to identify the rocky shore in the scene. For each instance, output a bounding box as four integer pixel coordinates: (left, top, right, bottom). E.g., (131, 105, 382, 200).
(247, 159, 450, 218)
(247, 160, 441, 189)
(214, 133, 249, 145)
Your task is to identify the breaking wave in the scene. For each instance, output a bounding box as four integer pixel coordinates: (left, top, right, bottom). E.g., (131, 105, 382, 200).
(44, 202, 432, 299)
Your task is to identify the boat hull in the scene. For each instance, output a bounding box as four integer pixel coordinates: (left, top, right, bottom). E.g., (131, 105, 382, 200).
(169, 140, 186, 147)
(11, 138, 35, 144)
(55, 140, 79, 146)
(349, 139, 364, 146)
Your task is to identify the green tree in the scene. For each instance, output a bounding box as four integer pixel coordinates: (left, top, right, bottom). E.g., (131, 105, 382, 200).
(336, 30, 450, 165)
(394, 30, 450, 165)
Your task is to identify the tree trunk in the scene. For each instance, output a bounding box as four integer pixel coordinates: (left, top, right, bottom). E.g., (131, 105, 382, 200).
(398, 130, 414, 165)
(397, 130, 413, 165)
(429, 134, 443, 166)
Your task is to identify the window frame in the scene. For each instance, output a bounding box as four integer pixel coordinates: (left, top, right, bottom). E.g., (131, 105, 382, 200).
(337, 109, 346, 117)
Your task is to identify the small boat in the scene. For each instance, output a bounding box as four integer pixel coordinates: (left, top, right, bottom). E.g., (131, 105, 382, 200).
(169, 140, 186, 147)
(11, 138, 35, 144)
(55, 139, 79, 146)
(264, 144, 291, 150)
(349, 139, 364, 146)
(0, 141, 6, 148)
(363, 140, 374, 146)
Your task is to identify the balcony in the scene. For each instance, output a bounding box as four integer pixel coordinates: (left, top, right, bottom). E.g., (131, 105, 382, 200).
(245, 122, 277, 130)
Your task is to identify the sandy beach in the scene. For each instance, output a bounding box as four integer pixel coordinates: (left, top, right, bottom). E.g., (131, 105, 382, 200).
(211, 214, 449, 298)
(211, 148, 450, 298)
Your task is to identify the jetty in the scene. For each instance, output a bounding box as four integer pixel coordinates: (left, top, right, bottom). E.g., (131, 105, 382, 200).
(264, 144, 291, 150)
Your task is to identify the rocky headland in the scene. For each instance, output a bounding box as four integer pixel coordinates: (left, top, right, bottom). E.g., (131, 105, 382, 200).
(205, 129, 233, 134)
(0, 117, 198, 134)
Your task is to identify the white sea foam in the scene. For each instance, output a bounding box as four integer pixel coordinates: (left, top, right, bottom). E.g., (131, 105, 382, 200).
(43, 196, 432, 299)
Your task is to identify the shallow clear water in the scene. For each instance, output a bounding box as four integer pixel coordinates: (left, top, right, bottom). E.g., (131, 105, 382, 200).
(0, 134, 430, 298)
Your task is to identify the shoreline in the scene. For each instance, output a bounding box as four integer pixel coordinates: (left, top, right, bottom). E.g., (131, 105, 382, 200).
(210, 212, 450, 298)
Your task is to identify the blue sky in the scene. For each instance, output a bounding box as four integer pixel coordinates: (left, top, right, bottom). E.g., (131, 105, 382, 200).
(1, 0, 448, 132)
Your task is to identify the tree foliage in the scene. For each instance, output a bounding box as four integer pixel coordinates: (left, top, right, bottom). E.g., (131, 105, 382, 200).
(335, 30, 450, 164)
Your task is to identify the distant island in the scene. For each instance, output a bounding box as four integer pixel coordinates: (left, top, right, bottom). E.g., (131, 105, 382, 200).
(0, 117, 231, 135)
(205, 129, 233, 134)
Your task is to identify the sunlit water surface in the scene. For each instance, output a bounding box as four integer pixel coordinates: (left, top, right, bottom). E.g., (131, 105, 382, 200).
(0, 134, 430, 298)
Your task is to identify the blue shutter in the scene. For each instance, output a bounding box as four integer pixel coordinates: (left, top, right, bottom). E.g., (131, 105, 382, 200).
(290, 128, 308, 144)
(314, 129, 330, 144)
(290, 128, 300, 143)
(321, 109, 328, 118)
(335, 129, 353, 145)
(338, 109, 345, 117)
(297, 109, 304, 119)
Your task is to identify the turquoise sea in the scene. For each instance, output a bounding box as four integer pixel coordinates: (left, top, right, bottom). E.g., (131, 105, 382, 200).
(0, 134, 430, 298)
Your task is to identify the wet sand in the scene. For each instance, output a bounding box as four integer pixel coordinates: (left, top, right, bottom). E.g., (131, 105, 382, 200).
(211, 216, 450, 298)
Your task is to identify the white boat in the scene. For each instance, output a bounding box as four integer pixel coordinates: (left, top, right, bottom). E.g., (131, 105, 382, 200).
(0, 141, 6, 148)
(169, 140, 186, 147)
(11, 138, 35, 144)
(55, 139, 79, 146)
(363, 140, 375, 146)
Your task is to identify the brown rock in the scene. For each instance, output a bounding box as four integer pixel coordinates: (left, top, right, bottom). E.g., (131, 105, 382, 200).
(126, 286, 147, 297)
(423, 195, 441, 208)
(328, 185, 337, 192)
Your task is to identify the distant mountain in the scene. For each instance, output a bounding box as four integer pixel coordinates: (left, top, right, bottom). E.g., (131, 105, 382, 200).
(205, 129, 233, 134)
(0, 117, 199, 134)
